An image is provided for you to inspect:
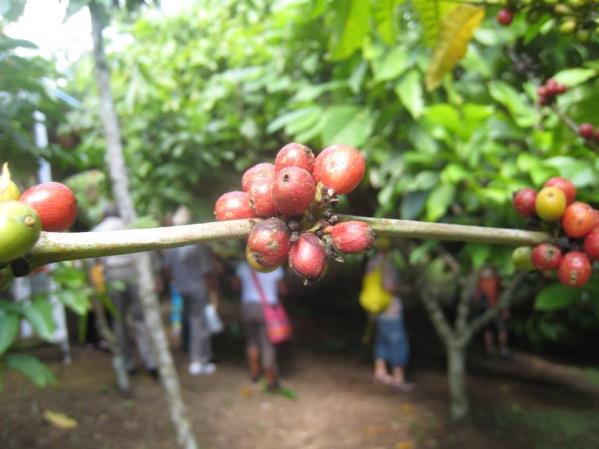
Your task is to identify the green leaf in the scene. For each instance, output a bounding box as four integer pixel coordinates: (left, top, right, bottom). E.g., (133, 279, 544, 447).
(424, 104, 460, 133)
(412, 0, 455, 47)
(57, 291, 91, 316)
(544, 157, 596, 188)
(552, 68, 597, 87)
(330, 0, 371, 60)
(425, 5, 485, 90)
(535, 283, 580, 311)
(373, 0, 402, 45)
(401, 191, 428, 220)
(463, 244, 490, 269)
(426, 184, 456, 221)
(395, 70, 424, 119)
(320, 105, 374, 147)
(373, 47, 410, 82)
(409, 240, 438, 265)
(489, 81, 535, 128)
(267, 107, 320, 134)
(0, 312, 18, 357)
(22, 299, 56, 342)
(5, 354, 56, 387)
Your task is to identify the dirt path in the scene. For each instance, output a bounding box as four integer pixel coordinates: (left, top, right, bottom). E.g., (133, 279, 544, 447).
(2, 346, 599, 449)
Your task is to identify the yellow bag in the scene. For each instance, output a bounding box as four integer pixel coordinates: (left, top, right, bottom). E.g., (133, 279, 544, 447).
(359, 264, 392, 314)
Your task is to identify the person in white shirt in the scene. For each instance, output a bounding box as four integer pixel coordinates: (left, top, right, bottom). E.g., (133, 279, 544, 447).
(233, 262, 287, 390)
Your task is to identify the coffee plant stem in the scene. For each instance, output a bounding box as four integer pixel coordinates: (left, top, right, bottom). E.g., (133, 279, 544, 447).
(551, 104, 599, 153)
(27, 216, 550, 268)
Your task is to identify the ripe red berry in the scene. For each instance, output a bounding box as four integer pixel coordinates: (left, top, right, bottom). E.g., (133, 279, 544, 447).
(512, 188, 537, 218)
(557, 251, 591, 287)
(246, 218, 291, 270)
(532, 243, 562, 270)
(20, 182, 77, 232)
(214, 191, 256, 221)
(545, 79, 559, 95)
(583, 227, 599, 261)
(274, 143, 315, 173)
(248, 177, 276, 217)
(313, 145, 365, 195)
(555, 84, 567, 94)
(288, 233, 327, 281)
(543, 177, 576, 205)
(329, 221, 374, 254)
(579, 123, 595, 139)
(538, 95, 548, 106)
(537, 86, 548, 97)
(273, 166, 316, 217)
(241, 163, 275, 192)
(496, 8, 514, 26)
(562, 201, 595, 238)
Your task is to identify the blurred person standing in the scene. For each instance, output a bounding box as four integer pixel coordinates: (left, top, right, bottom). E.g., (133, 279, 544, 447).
(163, 206, 218, 375)
(475, 266, 510, 358)
(233, 261, 288, 391)
(92, 203, 157, 377)
(365, 238, 413, 392)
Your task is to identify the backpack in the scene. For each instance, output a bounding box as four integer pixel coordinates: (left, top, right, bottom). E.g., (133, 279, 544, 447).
(359, 263, 392, 314)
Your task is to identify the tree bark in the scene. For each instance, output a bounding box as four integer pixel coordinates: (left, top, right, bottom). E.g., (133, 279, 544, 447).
(90, 3, 198, 449)
(447, 342, 468, 422)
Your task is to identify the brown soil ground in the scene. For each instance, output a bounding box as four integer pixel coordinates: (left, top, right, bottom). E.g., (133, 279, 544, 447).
(2, 343, 599, 449)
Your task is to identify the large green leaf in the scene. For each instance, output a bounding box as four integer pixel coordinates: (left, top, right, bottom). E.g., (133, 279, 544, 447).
(373, 0, 402, 45)
(425, 5, 485, 90)
(320, 105, 374, 147)
(0, 312, 18, 357)
(330, 0, 371, 60)
(395, 69, 424, 118)
(412, 0, 454, 47)
(552, 68, 597, 87)
(534, 283, 580, 311)
(426, 184, 456, 221)
(5, 354, 56, 387)
(489, 81, 535, 128)
(22, 299, 56, 342)
(57, 291, 91, 316)
(544, 157, 597, 188)
(373, 47, 410, 82)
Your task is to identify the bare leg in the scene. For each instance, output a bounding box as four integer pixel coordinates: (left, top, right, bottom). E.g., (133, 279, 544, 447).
(484, 330, 495, 356)
(374, 358, 391, 383)
(247, 346, 260, 381)
(391, 366, 405, 384)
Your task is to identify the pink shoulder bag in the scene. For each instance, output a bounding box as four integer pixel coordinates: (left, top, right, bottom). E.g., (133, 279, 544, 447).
(250, 270, 292, 344)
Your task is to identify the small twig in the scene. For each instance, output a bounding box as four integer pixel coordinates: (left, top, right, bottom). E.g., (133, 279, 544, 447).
(455, 273, 477, 334)
(551, 104, 599, 153)
(420, 286, 454, 345)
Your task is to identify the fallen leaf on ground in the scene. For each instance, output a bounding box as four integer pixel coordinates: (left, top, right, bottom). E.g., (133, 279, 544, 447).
(43, 410, 78, 430)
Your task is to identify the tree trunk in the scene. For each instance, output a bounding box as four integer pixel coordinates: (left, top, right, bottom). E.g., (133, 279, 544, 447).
(447, 343, 468, 422)
(90, 3, 198, 449)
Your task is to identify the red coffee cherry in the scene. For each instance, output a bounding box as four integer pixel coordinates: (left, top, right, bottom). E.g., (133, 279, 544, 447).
(313, 144, 365, 195)
(512, 188, 537, 218)
(248, 177, 276, 217)
(330, 221, 374, 254)
(273, 166, 316, 217)
(532, 243, 562, 270)
(274, 143, 315, 173)
(583, 227, 599, 261)
(241, 163, 275, 192)
(247, 218, 291, 270)
(496, 8, 514, 26)
(561, 201, 595, 238)
(579, 123, 594, 139)
(545, 79, 560, 95)
(543, 177, 576, 205)
(20, 182, 77, 232)
(557, 251, 591, 288)
(214, 191, 256, 221)
(288, 233, 327, 282)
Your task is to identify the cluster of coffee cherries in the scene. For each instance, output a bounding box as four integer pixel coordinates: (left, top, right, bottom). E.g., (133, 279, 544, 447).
(0, 162, 77, 268)
(213, 143, 374, 283)
(496, 0, 598, 41)
(511, 176, 598, 287)
(537, 79, 568, 106)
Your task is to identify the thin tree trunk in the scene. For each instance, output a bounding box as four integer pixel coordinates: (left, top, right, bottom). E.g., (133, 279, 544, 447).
(447, 342, 468, 422)
(90, 3, 198, 449)
(92, 296, 131, 395)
